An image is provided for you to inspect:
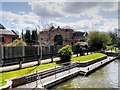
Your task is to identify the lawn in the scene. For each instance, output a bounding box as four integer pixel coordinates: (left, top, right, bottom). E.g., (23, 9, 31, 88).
(0, 53, 106, 87)
(71, 53, 106, 62)
(0, 62, 57, 87)
(106, 46, 118, 52)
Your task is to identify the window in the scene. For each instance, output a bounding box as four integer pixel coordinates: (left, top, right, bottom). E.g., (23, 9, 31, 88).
(12, 37, 15, 42)
(2, 37, 4, 42)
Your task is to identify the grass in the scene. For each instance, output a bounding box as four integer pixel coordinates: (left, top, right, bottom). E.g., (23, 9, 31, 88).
(0, 80, 6, 87)
(71, 53, 106, 62)
(0, 53, 106, 87)
(0, 62, 57, 87)
(106, 46, 118, 52)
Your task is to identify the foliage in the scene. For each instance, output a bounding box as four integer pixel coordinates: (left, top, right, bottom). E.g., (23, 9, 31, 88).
(7, 39, 27, 46)
(58, 45, 73, 62)
(108, 31, 117, 45)
(21, 30, 24, 40)
(71, 53, 106, 62)
(24, 30, 31, 44)
(24, 30, 38, 44)
(87, 30, 112, 51)
(31, 30, 38, 43)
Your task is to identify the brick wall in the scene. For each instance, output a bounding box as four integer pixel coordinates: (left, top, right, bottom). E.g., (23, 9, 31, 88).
(2, 34, 18, 44)
(39, 27, 76, 45)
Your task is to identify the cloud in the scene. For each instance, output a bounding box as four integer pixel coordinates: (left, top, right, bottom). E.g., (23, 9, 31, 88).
(1, 1, 118, 34)
(29, 2, 118, 18)
(48, 15, 117, 32)
(1, 11, 41, 33)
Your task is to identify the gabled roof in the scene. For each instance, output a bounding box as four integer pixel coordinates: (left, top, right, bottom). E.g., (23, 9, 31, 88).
(0, 29, 18, 35)
(73, 31, 86, 37)
(0, 23, 6, 29)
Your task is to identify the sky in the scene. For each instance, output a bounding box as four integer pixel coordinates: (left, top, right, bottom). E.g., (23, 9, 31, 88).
(0, 0, 119, 34)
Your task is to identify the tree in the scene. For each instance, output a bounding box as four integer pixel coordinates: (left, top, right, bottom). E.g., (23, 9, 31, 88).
(7, 39, 27, 46)
(58, 45, 73, 63)
(24, 30, 31, 44)
(21, 30, 24, 40)
(87, 30, 112, 51)
(31, 30, 38, 43)
(108, 31, 117, 45)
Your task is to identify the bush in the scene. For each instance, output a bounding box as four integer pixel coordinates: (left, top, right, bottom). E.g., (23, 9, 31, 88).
(7, 39, 27, 46)
(58, 45, 73, 62)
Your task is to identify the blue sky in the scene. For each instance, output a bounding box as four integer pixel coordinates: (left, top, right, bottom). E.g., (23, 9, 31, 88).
(0, 1, 118, 33)
(2, 2, 31, 13)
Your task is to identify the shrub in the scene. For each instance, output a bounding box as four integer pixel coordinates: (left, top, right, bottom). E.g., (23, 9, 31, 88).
(7, 39, 27, 46)
(58, 45, 73, 62)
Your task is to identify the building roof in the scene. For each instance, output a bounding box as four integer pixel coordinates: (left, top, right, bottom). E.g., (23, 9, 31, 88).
(0, 29, 18, 35)
(0, 23, 6, 29)
(73, 31, 86, 37)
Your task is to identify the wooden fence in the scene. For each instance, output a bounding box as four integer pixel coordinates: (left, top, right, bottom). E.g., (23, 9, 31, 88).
(1, 45, 79, 66)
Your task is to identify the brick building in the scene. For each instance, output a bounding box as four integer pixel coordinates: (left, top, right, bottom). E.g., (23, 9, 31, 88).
(0, 24, 19, 45)
(39, 26, 87, 46)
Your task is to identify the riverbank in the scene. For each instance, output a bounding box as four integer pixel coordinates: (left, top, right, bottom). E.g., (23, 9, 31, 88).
(52, 58, 119, 88)
(15, 56, 116, 89)
(0, 53, 106, 89)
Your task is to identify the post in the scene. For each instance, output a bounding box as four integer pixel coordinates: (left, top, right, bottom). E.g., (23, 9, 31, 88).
(37, 46, 40, 65)
(36, 71, 38, 87)
(87, 50, 88, 55)
(19, 58, 22, 69)
(69, 65, 70, 74)
(55, 66, 56, 79)
(19, 46, 25, 69)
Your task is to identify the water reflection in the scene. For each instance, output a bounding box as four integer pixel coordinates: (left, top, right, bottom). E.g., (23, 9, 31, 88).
(52, 59, 119, 88)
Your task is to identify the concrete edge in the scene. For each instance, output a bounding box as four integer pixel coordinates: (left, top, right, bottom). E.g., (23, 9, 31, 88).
(0, 80, 12, 90)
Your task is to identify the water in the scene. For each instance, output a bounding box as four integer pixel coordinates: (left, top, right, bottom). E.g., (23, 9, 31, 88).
(52, 59, 119, 88)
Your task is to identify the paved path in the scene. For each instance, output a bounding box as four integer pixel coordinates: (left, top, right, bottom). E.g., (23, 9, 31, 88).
(0, 57, 60, 72)
(1, 53, 91, 72)
(15, 56, 115, 89)
(0, 53, 92, 72)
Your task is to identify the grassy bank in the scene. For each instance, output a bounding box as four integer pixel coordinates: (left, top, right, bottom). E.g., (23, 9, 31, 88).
(0, 63, 57, 86)
(71, 53, 106, 62)
(0, 53, 106, 87)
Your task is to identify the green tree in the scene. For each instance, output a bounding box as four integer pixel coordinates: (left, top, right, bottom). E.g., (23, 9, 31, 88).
(25, 30, 31, 44)
(58, 45, 73, 62)
(108, 31, 117, 45)
(7, 39, 27, 46)
(21, 30, 24, 40)
(87, 30, 112, 51)
(31, 30, 38, 43)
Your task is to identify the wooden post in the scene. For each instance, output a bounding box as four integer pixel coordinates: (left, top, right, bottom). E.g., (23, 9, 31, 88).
(19, 46, 25, 69)
(37, 46, 40, 65)
(19, 58, 22, 69)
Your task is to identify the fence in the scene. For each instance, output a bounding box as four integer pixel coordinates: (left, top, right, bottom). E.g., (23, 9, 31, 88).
(1, 45, 90, 66)
(1, 45, 80, 66)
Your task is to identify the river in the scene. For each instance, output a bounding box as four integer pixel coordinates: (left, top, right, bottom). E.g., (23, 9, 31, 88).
(51, 59, 120, 88)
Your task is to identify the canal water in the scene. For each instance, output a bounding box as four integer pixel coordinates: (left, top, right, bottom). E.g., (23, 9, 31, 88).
(52, 59, 119, 88)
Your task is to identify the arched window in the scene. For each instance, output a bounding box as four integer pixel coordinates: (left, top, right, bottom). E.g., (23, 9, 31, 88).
(54, 33, 63, 45)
